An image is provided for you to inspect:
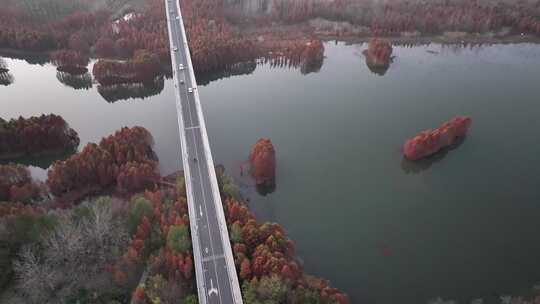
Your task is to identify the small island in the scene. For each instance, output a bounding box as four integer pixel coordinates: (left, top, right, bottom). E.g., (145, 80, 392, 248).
(0, 114, 79, 161)
(403, 116, 472, 161)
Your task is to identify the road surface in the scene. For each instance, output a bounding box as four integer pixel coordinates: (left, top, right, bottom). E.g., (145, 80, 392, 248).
(164, 1, 244, 303)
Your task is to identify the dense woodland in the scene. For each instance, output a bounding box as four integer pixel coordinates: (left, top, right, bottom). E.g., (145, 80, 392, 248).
(0, 123, 349, 303)
(0, 114, 80, 161)
(2, 0, 540, 57)
(5, 0, 539, 81)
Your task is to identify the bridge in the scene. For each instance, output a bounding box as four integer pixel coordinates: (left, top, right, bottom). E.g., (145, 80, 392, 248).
(164, 1, 244, 303)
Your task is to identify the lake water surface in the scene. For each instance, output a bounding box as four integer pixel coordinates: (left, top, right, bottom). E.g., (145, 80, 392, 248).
(3, 42, 540, 303)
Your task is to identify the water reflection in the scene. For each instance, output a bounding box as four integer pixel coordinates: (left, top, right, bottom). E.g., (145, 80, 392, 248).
(255, 179, 276, 196)
(262, 54, 324, 75)
(97, 76, 165, 103)
(197, 61, 257, 86)
(363, 55, 391, 76)
(0, 150, 74, 170)
(300, 54, 324, 75)
(0, 72, 14, 86)
(0, 58, 14, 86)
(400, 136, 466, 174)
(56, 71, 93, 90)
(0, 50, 49, 66)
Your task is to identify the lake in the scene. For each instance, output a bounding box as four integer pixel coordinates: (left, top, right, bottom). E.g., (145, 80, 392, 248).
(3, 42, 540, 303)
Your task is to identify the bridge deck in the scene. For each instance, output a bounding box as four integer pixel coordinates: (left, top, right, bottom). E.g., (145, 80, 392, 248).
(164, 1, 243, 303)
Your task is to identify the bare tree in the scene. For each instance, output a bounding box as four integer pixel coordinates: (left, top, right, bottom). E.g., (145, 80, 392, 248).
(13, 197, 129, 303)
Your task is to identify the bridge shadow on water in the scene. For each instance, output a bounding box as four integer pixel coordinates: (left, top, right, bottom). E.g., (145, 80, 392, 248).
(400, 136, 467, 174)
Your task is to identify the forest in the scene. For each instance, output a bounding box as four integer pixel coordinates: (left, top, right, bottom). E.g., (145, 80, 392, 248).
(0, 114, 80, 161)
(4, 0, 538, 82)
(0, 122, 349, 303)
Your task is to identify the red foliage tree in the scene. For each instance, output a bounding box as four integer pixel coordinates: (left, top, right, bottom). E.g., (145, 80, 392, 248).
(47, 126, 157, 198)
(403, 116, 472, 161)
(249, 138, 276, 187)
(0, 114, 79, 161)
(240, 258, 251, 279)
(50, 49, 89, 74)
(363, 38, 393, 68)
(0, 164, 44, 203)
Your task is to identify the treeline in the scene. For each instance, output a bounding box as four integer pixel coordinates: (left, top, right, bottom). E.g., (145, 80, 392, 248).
(0, 114, 80, 161)
(181, 0, 326, 74)
(264, 0, 540, 36)
(1, 0, 326, 80)
(260, 38, 325, 75)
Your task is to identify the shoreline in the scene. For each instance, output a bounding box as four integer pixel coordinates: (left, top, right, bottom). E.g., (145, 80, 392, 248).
(2, 33, 539, 65)
(317, 33, 540, 45)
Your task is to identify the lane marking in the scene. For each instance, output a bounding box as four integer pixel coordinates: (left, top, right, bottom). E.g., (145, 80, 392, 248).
(167, 5, 227, 303)
(174, 28, 224, 304)
(208, 279, 219, 297)
(202, 254, 225, 262)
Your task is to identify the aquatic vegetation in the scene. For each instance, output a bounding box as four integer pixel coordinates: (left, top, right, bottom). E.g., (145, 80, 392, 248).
(403, 116, 472, 161)
(0, 114, 80, 161)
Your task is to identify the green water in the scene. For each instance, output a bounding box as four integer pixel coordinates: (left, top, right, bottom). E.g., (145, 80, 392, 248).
(3, 42, 540, 303)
